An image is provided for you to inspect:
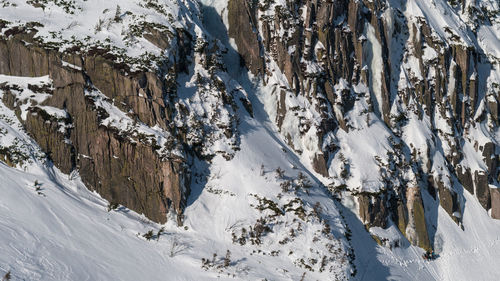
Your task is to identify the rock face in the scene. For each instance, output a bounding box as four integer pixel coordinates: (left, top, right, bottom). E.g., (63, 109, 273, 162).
(358, 193, 387, 228)
(0, 32, 189, 224)
(0, 0, 497, 253)
(0, 0, 251, 225)
(491, 188, 500, 220)
(228, 0, 499, 250)
(0, 0, 248, 224)
(228, 0, 265, 75)
(406, 186, 431, 250)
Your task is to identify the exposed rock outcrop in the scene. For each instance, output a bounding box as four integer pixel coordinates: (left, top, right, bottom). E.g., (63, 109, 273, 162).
(0, 31, 190, 224)
(491, 188, 500, 220)
(228, 0, 499, 251)
(227, 0, 264, 75)
(358, 193, 387, 228)
(406, 186, 431, 250)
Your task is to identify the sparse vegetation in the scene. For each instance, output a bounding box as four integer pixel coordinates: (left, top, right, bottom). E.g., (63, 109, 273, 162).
(201, 249, 237, 277)
(32, 180, 46, 196)
(169, 236, 186, 257)
(223, 250, 231, 267)
(251, 194, 283, 216)
(280, 180, 292, 192)
(2, 271, 11, 281)
(296, 172, 312, 190)
(114, 5, 122, 22)
(156, 227, 165, 241)
(206, 187, 235, 196)
(0, 139, 32, 167)
(94, 18, 104, 33)
(275, 167, 285, 179)
(107, 202, 119, 212)
(26, 0, 81, 14)
(142, 230, 154, 241)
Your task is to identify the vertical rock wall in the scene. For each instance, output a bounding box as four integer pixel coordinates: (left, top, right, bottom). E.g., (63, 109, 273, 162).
(0, 32, 190, 224)
(228, 0, 499, 250)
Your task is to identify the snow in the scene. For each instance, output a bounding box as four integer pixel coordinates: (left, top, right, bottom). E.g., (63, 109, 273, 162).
(417, 188, 500, 281)
(184, 116, 355, 280)
(476, 9, 500, 59)
(84, 87, 181, 158)
(406, 0, 475, 47)
(0, 163, 216, 281)
(35, 106, 67, 120)
(403, 111, 433, 152)
(0, 0, 196, 71)
(0, 83, 356, 280)
(61, 60, 82, 71)
(0, 75, 52, 87)
(0, 75, 53, 120)
(364, 22, 385, 117)
(6, 69, 498, 280)
(1, 0, 500, 280)
(460, 138, 488, 173)
(354, 186, 500, 281)
(423, 45, 438, 62)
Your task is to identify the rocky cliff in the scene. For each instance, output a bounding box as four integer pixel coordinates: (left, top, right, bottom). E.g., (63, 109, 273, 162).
(227, 0, 499, 249)
(0, 0, 247, 224)
(0, 0, 498, 253)
(0, 29, 190, 223)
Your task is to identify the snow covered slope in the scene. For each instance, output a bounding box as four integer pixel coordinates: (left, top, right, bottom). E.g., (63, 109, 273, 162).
(1, 0, 500, 280)
(0, 74, 357, 280)
(0, 0, 194, 71)
(2, 61, 500, 281)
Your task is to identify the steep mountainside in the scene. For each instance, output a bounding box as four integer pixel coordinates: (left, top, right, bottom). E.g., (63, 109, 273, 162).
(0, 0, 499, 280)
(226, 0, 500, 249)
(0, 0, 246, 224)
